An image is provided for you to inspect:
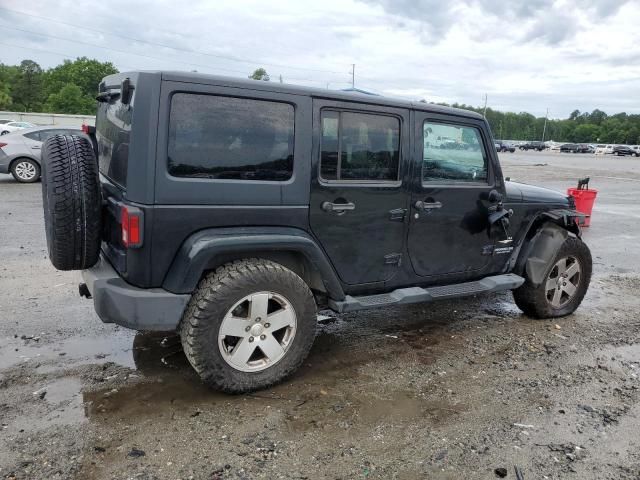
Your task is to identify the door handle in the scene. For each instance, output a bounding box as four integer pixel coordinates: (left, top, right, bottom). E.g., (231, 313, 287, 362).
(321, 201, 355, 213)
(31, 146, 41, 149)
(414, 200, 443, 211)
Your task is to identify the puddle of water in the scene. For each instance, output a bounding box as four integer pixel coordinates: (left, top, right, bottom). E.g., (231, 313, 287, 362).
(0, 332, 136, 371)
(11, 377, 86, 431)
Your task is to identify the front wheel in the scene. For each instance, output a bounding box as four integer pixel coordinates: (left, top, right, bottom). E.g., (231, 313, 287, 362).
(180, 259, 317, 393)
(513, 237, 592, 319)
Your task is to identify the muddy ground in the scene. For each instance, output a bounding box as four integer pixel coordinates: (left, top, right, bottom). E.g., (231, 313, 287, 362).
(0, 151, 639, 480)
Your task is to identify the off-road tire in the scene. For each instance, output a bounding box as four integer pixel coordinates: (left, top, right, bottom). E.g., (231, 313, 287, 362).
(513, 237, 592, 319)
(10, 158, 41, 183)
(41, 134, 102, 270)
(180, 259, 317, 393)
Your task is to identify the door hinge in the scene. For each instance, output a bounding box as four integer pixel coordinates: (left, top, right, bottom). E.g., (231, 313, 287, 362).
(389, 208, 407, 222)
(384, 253, 402, 266)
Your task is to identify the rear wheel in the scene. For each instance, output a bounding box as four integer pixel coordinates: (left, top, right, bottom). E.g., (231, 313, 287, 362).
(11, 158, 41, 183)
(513, 237, 592, 318)
(180, 259, 317, 393)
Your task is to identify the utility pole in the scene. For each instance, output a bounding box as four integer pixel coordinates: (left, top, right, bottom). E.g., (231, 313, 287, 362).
(541, 108, 549, 143)
(351, 64, 355, 89)
(482, 93, 488, 117)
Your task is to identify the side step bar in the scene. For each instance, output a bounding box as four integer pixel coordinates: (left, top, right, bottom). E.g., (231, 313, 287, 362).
(328, 273, 525, 313)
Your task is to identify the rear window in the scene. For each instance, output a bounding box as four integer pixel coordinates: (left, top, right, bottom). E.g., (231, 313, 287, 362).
(96, 94, 132, 188)
(167, 93, 294, 181)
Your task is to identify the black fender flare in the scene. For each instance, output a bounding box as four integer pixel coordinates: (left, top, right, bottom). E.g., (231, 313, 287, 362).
(162, 227, 345, 300)
(513, 221, 575, 287)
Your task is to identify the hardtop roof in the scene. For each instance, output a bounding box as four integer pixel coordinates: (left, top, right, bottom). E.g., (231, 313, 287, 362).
(104, 70, 484, 121)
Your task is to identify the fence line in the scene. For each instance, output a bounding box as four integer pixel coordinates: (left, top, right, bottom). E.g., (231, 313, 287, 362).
(0, 111, 96, 128)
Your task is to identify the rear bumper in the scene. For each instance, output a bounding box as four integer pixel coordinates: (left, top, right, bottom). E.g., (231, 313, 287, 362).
(82, 255, 190, 331)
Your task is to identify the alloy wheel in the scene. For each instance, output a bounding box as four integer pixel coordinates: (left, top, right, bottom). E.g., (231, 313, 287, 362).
(218, 292, 297, 372)
(14, 161, 37, 181)
(545, 256, 581, 308)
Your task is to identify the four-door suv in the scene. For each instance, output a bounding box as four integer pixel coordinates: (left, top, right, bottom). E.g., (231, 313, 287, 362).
(519, 141, 546, 151)
(494, 140, 515, 153)
(40, 71, 592, 393)
(612, 145, 638, 156)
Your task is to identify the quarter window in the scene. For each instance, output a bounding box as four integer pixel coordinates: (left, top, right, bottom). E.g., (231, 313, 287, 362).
(23, 131, 41, 141)
(422, 122, 488, 183)
(320, 110, 400, 182)
(168, 93, 295, 181)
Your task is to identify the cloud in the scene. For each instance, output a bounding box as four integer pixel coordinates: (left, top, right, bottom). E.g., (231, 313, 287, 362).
(1, 0, 639, 117)
(522, 11, 579, 45)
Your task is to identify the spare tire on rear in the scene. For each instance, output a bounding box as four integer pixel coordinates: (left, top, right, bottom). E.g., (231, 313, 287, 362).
(41, 135, 102, 271)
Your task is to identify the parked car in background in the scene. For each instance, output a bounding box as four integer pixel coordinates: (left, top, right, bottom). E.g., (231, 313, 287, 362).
(519, 141, 546, 151)
(0, 119, 16, 125)
(613, 145, 638, 156)
(575, 144, 591, 153)
(547, 142, 561, 151)
(495, 140, 515, 153)
(560, 143, 578, 153)
(1, 121, 37, 135)
(0, 126, 86, 182)
(595, 145, 614, 155)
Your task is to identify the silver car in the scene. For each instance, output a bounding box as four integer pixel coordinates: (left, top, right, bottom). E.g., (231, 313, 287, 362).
(0, 126, 86, 183)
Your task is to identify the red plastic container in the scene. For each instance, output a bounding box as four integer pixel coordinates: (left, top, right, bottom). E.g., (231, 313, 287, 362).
(567, 188, 598, 227)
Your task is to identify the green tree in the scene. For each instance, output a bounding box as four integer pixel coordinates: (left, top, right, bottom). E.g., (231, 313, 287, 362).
(44, 84, 95, 114)
(0, 63, 19, 109)
(248, 68, 270, 81)
(572, 124, 600, 143)
(43, 57, 118, 99)
(12, 60, 43, 111)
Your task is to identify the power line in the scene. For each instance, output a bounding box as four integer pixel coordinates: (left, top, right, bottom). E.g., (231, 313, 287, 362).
(0, 6, 349, 76)
(0, 41, 138, 71)
(0, 24, 251, 76)
(0, 34, 349, 88)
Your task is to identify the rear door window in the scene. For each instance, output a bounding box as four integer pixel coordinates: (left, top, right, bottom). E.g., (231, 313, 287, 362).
(319, 110, 400, 182)
(168, 93, 294, 181)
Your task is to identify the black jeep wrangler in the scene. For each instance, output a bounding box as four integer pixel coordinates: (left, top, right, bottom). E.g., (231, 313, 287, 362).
(40, 72, 591, 393)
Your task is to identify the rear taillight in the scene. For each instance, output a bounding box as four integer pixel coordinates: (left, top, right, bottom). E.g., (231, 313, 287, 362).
(81, 124, 89, 134)
(121, 205, 143, 248)
(0, 142, 6, 148)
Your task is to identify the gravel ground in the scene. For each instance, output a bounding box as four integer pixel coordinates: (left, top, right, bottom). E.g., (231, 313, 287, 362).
(0, 151, 639, 480)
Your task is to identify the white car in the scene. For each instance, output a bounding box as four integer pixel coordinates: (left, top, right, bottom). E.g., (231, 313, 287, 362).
(0, 121, 36, 135)
(595, 144, 613, 155)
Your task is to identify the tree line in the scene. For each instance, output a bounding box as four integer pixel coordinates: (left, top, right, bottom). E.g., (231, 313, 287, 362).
(1, 60, 639, 145)
(0, 58, 118, 115)
(440, 103, 640, 145)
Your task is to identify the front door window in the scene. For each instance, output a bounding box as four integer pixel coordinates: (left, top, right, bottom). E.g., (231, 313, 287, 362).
(422, 122, 488, 184)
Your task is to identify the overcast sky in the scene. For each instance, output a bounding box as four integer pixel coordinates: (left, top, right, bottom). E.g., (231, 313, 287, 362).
(0, 0, 638, 118)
